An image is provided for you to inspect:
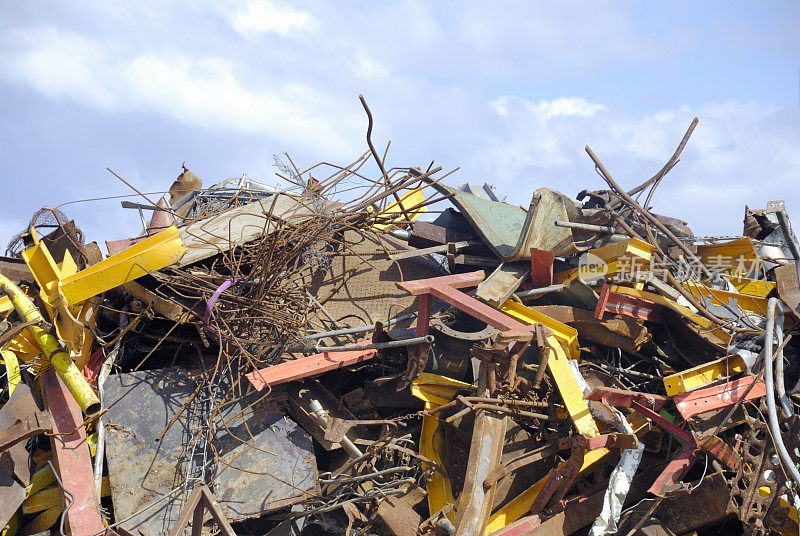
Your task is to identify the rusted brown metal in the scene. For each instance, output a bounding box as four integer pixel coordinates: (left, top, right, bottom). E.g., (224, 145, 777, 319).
(41, 367, 105, 536)
(452, 360, 508, 536)
(0, 383, 52, 452)
(530, 305, 651, 353)
(167, 484, 236, 536)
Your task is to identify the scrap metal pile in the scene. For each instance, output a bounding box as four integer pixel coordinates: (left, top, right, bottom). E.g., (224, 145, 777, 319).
(2, 109, 800, 536)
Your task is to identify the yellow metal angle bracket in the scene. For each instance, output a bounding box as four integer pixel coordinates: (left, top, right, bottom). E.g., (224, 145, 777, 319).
(498, 299, 600, 438)
(663, 353, 747, 396)
(369, 187, 426, 231)
(411, 373, 474, 523)
(23, 225, 187, 309)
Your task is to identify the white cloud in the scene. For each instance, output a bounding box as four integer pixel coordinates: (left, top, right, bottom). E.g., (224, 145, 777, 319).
(354, 53, 390, 79)
(0, 27, 360, 158)
(3, 29, 116, 109)
(475, 95, 800, 235)
(229, 1, 313, 37)
(491, 96, 606, 118)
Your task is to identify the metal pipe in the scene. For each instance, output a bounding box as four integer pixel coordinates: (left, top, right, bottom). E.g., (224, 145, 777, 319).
(302, 312, 416, 341)
(389, 229, 411, 241)
(773, 311, 793, 417)
(775, 209, 800, 294)
(93, 344, 120, 497)
(515, 284, 566, 299)
(313, 334, 433, 353)
(319, 465, 410, 484)
(586, 145, 717, 282)
(308, 399, 363, 459)
(764, 297, 800, 489)
(554, 220, 616, 234)
(0, 274, 100, 415)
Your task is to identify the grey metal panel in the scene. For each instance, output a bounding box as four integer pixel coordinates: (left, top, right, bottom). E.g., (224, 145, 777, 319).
(104, 368, 318, 535)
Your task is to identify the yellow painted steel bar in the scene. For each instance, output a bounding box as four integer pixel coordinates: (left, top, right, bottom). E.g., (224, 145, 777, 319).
(412, 373, 473, 523)
(370, 187, 426, 230)
(1, 512, 17, 536)
(588, 237, 654, 263)
(23, 225, 186, 309)
(484, 410, 653, 534)
(727, 276, 774, 298)
(684, 280, 769, 316)
(22, 477, 110, 514)
(554, 238, 655, 285)
(1, 349, 20, 396)
(20, 505, 60, 535)
(498, 300, 579, 355)
(663, 353, 747, 396)
(485, 447, 610, 534)
(498, 300, 600, 438)
(695, 237, 761, 276)
(607, 284, 716, 330)
(0, 274, 100, 414)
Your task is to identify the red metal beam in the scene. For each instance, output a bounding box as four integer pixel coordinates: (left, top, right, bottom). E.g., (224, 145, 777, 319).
(396, 271, 532, 338)
(649, 440, 695, 496)
(673, 376, 766, 420)
(530, 248, 555, 288)
(595, 284, 664, 322)
(42, 368, 104, 536)
(585, 386, 667, 412)
(395, 270, 487, 296)
(246, 346, 377, 391)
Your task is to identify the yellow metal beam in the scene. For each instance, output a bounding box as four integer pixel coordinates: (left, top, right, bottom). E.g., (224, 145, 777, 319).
(411, 373, 474, 523)
(485, 447, 610, 534)
(554, 238, 655, 285)
(0, 350, 20, 396)
(498, 299, 579, 356)
(695, 237, 761, 277)
(606, 284, 720, 333)
(589, 237, 655, 263)
(498, 300, 600, 438)
(484, 410, 652, 534)
(20, 505, 60, 535)
(726, 276, 774, 298)
(23, 225, 187, 308)
(663, 354, 748, 396)
(370, 187, 426, 231)
(22, 477, 110, 515)
(0, 274, 100, 414)
(683, 280, 769, 317)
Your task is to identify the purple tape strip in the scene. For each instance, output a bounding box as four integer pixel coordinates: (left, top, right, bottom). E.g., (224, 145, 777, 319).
(204, 277, 244, 326)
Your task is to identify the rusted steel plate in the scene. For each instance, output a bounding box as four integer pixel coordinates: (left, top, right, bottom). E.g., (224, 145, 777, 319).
(175, 193, 317, 267)
(41, 368, 105, 536)
(0, 383, 41, 486)
(619, 473, 731, 534)
(530, 248, 555, 287)
(284, 379, 368, 451)
(491, 489, 606, 536)
(0, 383, 52, 452)
(104, 367, 318, 535)
(409, 219, 476, 248)
(476, 261, 531, 305)
(775, 263, 800, 320)
(0, 466, 25, 530)
(0, 256, 31, 282)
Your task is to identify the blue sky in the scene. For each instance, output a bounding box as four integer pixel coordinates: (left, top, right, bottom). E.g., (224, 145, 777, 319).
(1, 1, 798, 250)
